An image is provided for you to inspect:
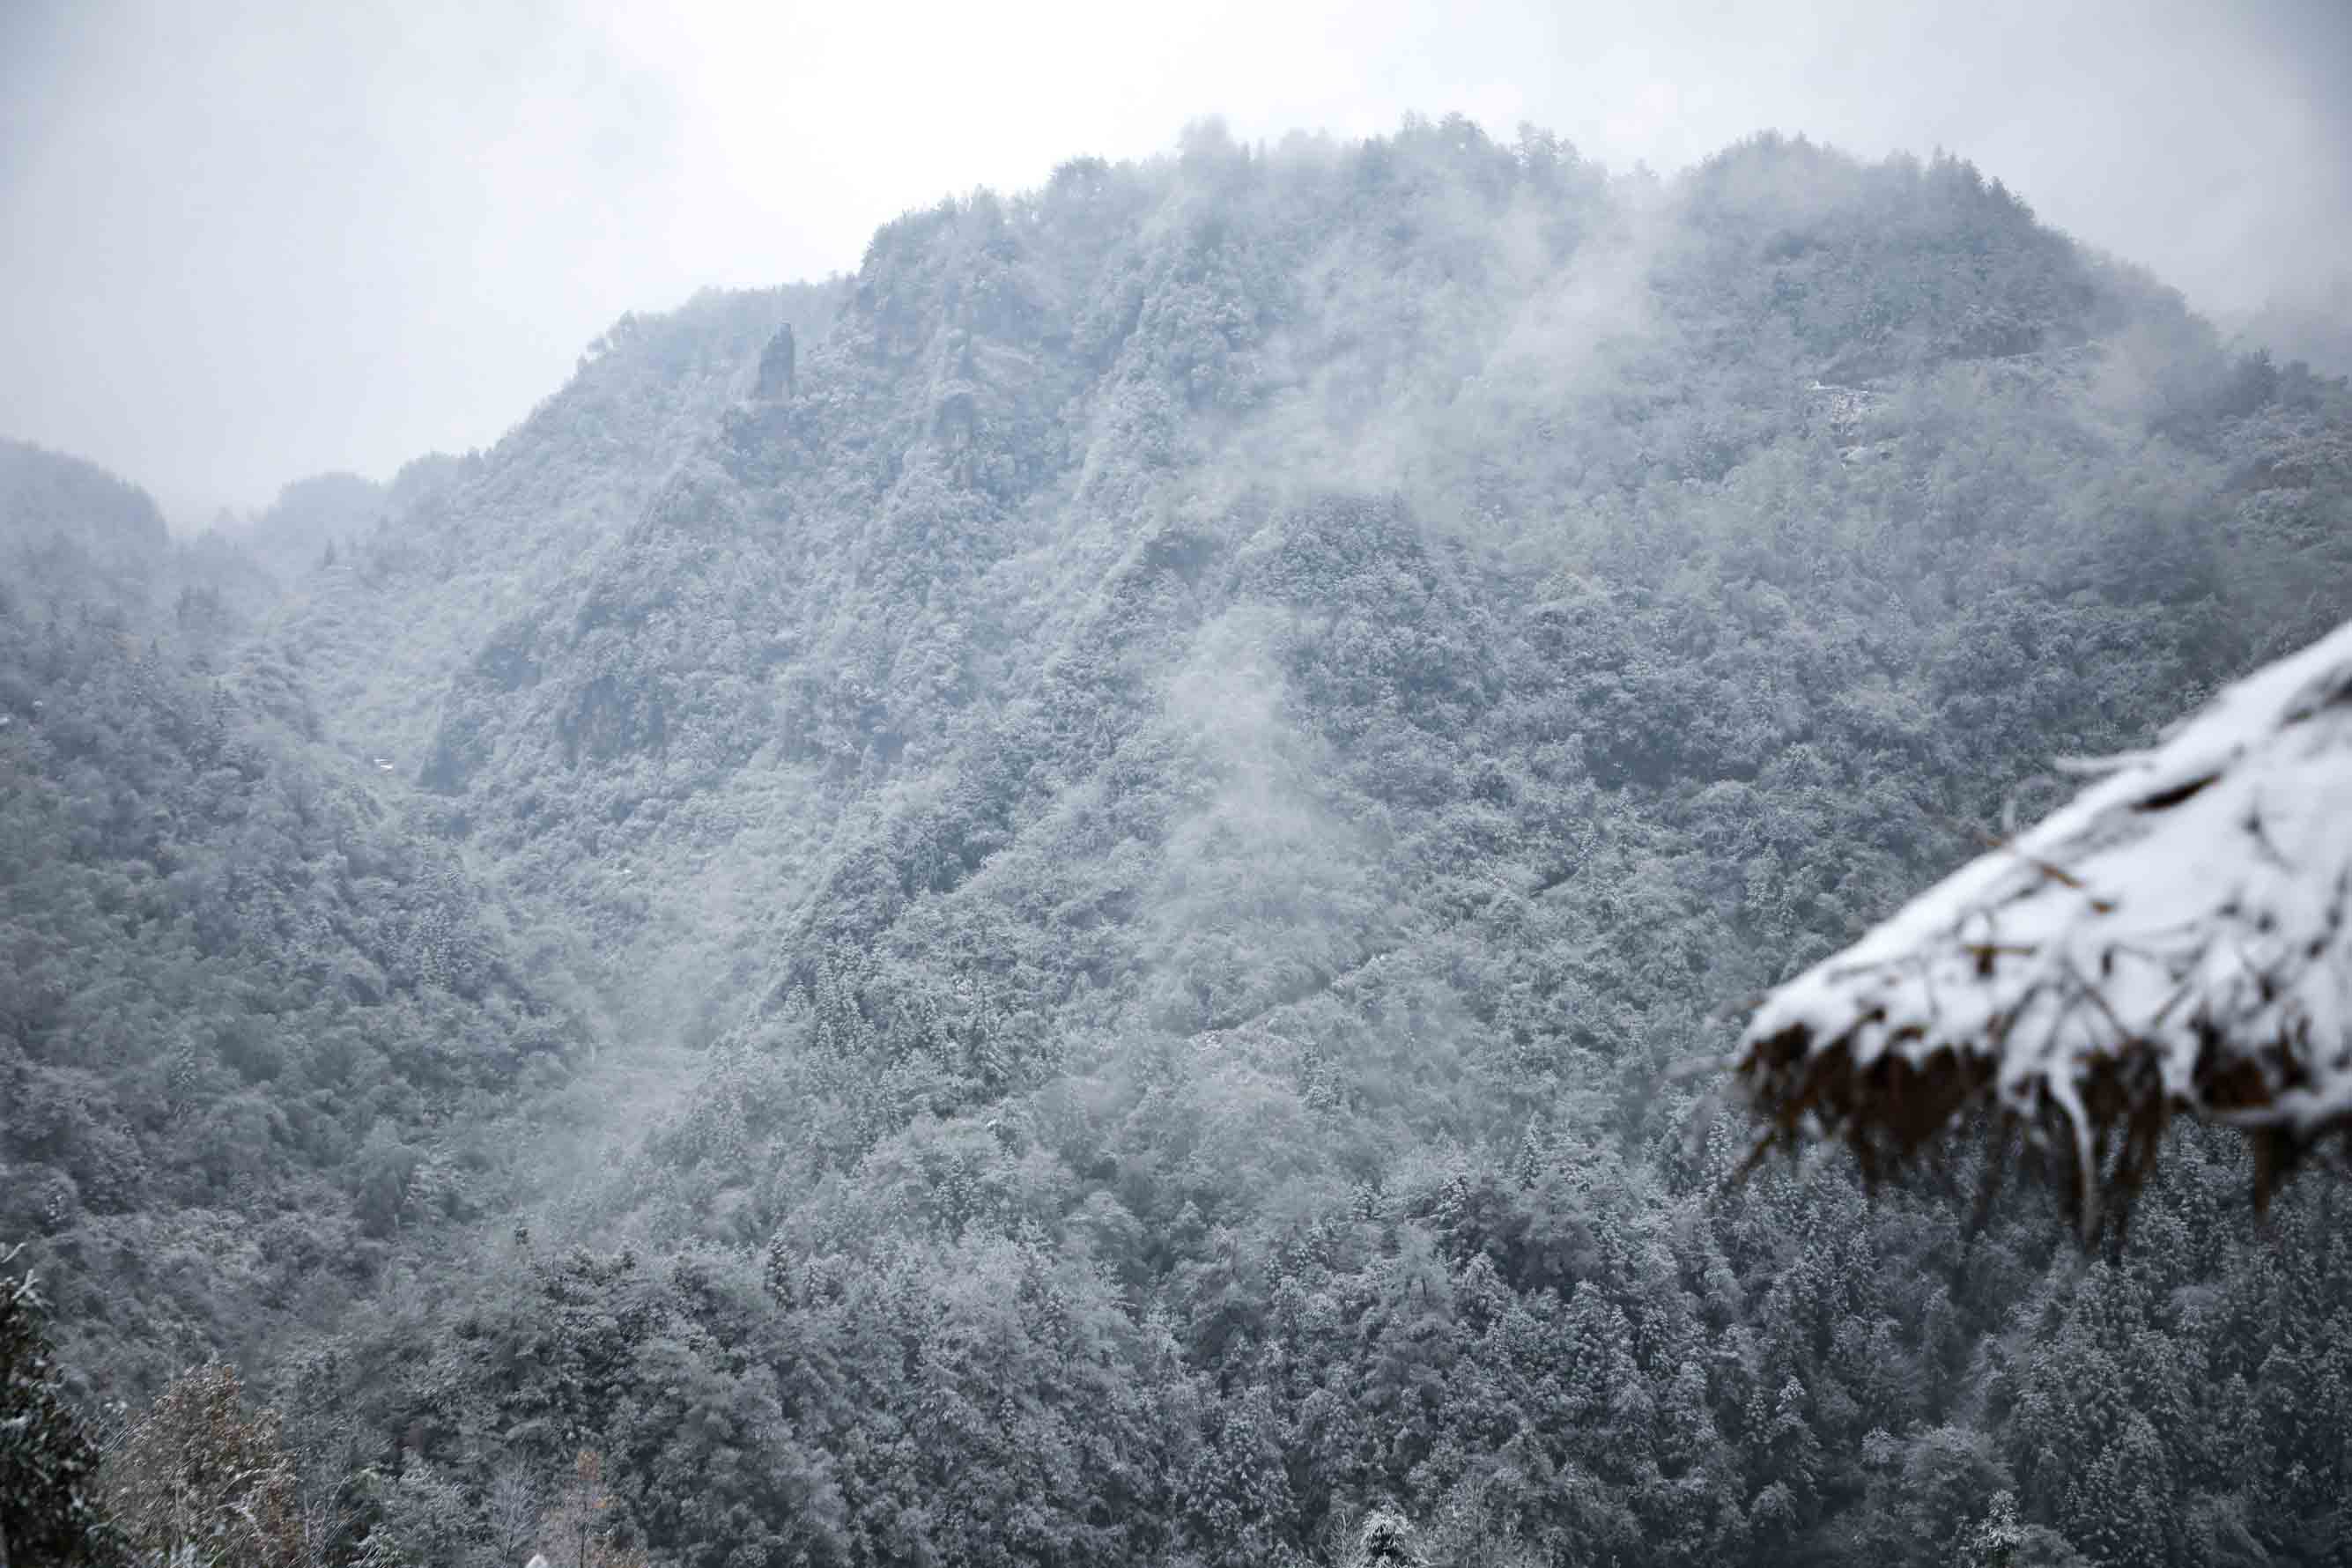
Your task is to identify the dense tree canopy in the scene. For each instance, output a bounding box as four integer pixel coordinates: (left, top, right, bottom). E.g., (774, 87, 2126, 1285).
(7, 122, 2351, 1566)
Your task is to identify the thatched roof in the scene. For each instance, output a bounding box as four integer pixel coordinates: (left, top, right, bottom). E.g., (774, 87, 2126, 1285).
(1734, 618, 2352, 1231)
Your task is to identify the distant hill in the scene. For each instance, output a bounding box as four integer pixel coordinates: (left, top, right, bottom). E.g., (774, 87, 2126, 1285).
(2229, 275, 2352, 380)
(0, 441, 592, 1397)
(226, 470, 388, 583)
(2, 438, 174, 612)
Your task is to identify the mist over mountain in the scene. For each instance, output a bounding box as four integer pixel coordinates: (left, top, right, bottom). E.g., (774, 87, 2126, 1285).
(2230, 277, 2352, 382)
(6, 122, 2352, 1568)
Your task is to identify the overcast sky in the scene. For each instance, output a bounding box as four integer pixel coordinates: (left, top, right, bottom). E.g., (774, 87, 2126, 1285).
(4, 0, 2347, 522)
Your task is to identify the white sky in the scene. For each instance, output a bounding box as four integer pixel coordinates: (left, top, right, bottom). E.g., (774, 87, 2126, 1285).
(4, 0, 2347, 521)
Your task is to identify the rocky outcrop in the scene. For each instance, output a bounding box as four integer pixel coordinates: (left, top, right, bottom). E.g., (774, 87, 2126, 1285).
(754, 322, 796, 400)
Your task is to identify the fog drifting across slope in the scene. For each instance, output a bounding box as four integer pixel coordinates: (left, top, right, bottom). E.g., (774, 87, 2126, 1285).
(12, 110, 2352, 1565)
(4, 0, 2347, 521)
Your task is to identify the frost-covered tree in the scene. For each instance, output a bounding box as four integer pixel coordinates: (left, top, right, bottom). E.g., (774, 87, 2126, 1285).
(0, 1257, 122, 1568)
(98, 1361, 304, 1568)
(1349, 1503, 1427, 1566)
(1735, 617, 2352, 1233)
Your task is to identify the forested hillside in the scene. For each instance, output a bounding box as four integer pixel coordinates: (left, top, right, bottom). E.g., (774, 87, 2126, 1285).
(0, 440, 594, 1396)
(8, 122, 2352, 1567)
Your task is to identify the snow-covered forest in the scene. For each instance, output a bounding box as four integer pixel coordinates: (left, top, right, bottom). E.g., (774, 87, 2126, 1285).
(6, 120, 2352, 1567)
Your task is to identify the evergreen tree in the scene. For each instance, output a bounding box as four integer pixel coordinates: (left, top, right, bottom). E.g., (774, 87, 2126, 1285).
(0, 1257, 122, 1568)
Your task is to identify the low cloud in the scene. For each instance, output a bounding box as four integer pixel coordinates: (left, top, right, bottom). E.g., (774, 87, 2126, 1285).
(3, 0, 2343, 520)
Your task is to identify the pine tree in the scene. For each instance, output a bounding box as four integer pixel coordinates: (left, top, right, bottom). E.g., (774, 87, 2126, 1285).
(1955, 1490, 2023, 1568)
(0, 1257, 122, 1567)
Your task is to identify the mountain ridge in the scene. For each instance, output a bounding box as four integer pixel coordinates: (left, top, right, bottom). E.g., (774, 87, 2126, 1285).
(8, 119, 2352, 1568)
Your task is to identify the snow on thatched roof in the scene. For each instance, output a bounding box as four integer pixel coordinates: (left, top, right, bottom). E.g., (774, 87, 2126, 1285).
(1734, 618, 2352, 1230)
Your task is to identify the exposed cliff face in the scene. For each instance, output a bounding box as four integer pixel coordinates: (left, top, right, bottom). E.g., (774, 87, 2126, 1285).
(753, 323, 796, 401)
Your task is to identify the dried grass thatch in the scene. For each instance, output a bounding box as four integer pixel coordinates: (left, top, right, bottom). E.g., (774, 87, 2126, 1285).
(1733, 618, 2352, 1236)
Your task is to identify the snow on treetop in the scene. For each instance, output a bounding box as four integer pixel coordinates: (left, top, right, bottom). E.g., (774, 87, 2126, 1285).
(1734, 617, 2352, 1228)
